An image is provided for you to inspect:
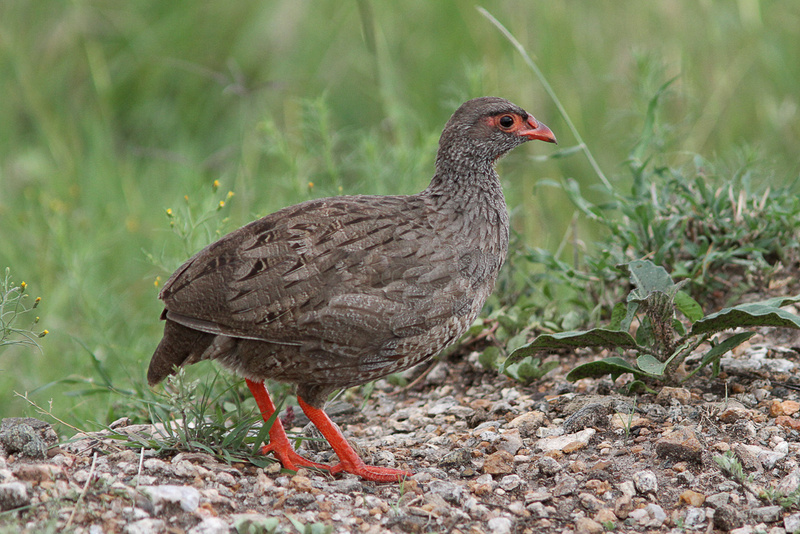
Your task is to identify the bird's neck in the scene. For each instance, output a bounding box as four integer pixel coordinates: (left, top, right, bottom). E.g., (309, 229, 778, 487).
(421, 159, 510, 261)
(424, 154, 504, 207)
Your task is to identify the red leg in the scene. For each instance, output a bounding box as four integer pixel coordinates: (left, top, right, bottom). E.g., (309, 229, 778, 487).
(245, 379, 331, 472)
(297, 396, 411, 483)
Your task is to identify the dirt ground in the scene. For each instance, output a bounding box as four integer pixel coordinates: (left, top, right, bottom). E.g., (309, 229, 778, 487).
(4, 325, 800, 533)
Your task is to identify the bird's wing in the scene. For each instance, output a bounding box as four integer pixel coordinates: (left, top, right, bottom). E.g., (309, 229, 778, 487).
(159, 194, 472, 352)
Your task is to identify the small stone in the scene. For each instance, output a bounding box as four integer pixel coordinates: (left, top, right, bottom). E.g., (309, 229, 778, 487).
(632, 470, 658, 494)
(584, 479, 611, 495)
(496, 431, 523, 455)
(735, 443, 786, 470)
(487, 516, 512, 534)
(574, 516, 603, 534)
(507, 411, 547, 438)
(499, 474, 523, 492)
(656, 386, 691, 405)
(428, 480, 465, 504)
(594, 508, 617, 525)
(139, 485, 201, 514)
(188, 517, 229, 534)
(749, 505, 782, 523)
(536, 456, 562, 477)
(679, 489, 706, 507)
(524, 489, 552, 503)
(427, 396, 458, 416)
(125, 519, 167, 534)
(0, 421, 48, 458)
(706, 492, 731, 508)
(647, 503, 667, 522)
(578, 492, 605, 511)
(0, 482, 29, 511)
(535, 428, 595, 454)
(552, 474, 578, 496)
(714, 504, 745, 531)
(562, 403, 611, 434)
(628, 508, 649, 525)
(617, 480, 635, 498)
(483, 450, 514, 475)
(654, 426, 703, 463)
(683, 507, 706, 529)
(784, 512, 800, 533)
(776, 416, 800, 431)
(439, 448, 472, 469)
(12, 464, 62, 482)
(778, 468, 800, 495)
(717, 399, 751, 423)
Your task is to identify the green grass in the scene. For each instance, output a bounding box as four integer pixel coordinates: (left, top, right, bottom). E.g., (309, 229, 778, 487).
(1, 1, 799, 431)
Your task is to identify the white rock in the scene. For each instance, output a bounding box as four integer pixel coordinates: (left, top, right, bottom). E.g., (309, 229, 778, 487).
(427, 396, 458, 415)
(124, 519, 167, 534)
(618, 480, 636, 497)
(645, 503, 667, 525)
(784, 512, 800, 533)
(487, 516, 513, 534)
(628, 508, 649, 524)
(535, 428, 595, 453)
(683, 506, 706, 528)
(188, 517, 229, 534)
(499, 474, 523, 491)
(0, 482, 29, 510)
(139, 485, 201, 513)
(738, 443, 786, 470)
(632, 470, 658, 494)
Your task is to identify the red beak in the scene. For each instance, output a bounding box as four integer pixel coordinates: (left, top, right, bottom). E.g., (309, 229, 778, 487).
(519, 116, 557, 144)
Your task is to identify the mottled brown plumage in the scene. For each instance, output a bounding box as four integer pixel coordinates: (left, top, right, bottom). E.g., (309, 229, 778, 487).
(148, 97, 556, 481)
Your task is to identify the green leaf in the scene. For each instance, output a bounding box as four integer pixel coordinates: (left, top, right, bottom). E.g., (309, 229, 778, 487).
(609, 302, 627, 330)
(479, 346, 500, 369)
(683, 331, 758, 382)
(619, 259, 677, 300)
(674, 290, 704, 322)
(566, 356, 656, 382)
(691, 297, 800, 336)
(620, 301, 639, 333)
(504, 358, 559, 385)
(636, 354, 667, 375)
(509, 328, 638, 361)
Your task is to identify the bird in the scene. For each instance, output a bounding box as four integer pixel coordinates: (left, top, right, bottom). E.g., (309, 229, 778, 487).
(147, 96, 556, 482)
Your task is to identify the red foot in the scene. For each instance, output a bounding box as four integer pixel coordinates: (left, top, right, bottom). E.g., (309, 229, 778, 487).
(297, 397, 411, 483)
(246, 379, 411, 482)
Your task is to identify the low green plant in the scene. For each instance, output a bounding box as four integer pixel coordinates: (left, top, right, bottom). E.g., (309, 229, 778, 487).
(715, 451, 800, 511)
(508, 259, 800, 388)
(130, 367, 274, 467)
(0, 268, 47, 351)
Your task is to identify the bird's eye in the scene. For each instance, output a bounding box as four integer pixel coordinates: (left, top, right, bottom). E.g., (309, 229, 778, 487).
(498, 115, 515, 129)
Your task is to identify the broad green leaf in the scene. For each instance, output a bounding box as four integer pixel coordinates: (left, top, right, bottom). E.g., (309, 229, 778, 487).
(509, 328, 638, 361)
(619, 259, 677, 300)
(691, 300, 800, 336)
(565, 356, 656, 382)
(674, 291, 704, 322)
(700, 332, 756, 366)
(504, 358, 559, 385)
(637, 354, 667, 375)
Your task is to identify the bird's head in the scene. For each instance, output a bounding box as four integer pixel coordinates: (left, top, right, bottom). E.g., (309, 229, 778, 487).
(436, 96, 557, 172)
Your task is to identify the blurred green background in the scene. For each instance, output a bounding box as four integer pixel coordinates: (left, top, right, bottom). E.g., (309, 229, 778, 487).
(1, 0, 798, 429)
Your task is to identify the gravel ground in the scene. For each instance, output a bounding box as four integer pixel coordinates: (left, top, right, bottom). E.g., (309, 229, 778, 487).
(4, 329, 800, 533)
